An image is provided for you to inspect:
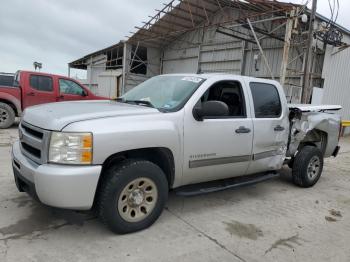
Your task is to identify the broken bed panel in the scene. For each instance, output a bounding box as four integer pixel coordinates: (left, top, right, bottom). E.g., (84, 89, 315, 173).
(288, 107, 341, 157)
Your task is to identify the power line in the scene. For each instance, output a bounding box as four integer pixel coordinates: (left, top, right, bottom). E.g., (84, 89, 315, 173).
(314, 0, 343, 46)
(334, 0, 339, 24)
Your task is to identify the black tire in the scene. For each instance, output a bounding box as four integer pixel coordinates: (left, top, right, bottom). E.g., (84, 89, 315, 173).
(292, 146, 324, 188)
(97, 159, 168, 234)
(0, 102, 15, 129)
(287, 159, 294, 169)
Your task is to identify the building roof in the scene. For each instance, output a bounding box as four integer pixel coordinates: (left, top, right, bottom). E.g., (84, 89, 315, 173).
(69, 0, 350, 69)
(127, 0, 299, 47)
(69, 41, 124, 69)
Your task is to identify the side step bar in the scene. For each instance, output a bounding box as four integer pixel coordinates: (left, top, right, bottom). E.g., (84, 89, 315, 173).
(175, 172, 280, 197)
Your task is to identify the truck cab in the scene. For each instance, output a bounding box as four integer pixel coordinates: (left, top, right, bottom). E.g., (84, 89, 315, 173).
(182, 75, 289, 184)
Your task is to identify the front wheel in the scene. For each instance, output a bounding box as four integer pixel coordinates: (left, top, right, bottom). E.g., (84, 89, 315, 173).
(97, 159, 168, 234)
(292, 146, 324, 188)
(0, 102, 15, 129)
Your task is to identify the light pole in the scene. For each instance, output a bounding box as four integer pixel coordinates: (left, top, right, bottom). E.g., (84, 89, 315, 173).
(33, 62, 42, 71)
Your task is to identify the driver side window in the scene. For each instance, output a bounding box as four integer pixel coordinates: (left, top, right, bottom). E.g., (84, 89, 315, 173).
(199, 81, 246, 118)
(59, 79, 85, 95)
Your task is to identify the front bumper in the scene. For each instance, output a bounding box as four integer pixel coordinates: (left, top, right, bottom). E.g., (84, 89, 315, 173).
(11, 141, 102, 210)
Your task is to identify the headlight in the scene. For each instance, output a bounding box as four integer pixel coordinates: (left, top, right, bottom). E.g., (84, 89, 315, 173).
(49, 132, 93, 165)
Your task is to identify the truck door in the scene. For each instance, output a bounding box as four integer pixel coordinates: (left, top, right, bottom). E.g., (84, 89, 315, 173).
(57, 78, 90, 101)
(182, 78, 253, 185)
(245, 80, 289, 174)
(23, 74, 57, 109)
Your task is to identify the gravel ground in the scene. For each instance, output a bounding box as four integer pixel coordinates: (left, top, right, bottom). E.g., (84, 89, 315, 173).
(0, 123, 350, 262)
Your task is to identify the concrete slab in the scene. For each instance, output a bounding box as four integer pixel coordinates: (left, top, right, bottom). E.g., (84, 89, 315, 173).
(0, 125, 349, 262)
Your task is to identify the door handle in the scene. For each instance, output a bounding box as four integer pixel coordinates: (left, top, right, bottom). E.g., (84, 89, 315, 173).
(274, 125, 285, 131)
(27, 92, 35, 96)
(57, 95, 64, 99)
(235, 126, 251, 134)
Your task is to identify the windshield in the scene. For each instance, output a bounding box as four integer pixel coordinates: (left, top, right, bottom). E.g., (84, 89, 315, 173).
(121, 75, 205, 111)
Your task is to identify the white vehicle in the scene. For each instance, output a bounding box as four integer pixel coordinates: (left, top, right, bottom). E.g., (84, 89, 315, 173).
(12, 74, 341, 233)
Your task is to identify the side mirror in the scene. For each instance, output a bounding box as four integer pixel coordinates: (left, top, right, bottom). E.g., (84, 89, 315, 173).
(193, 100, 229, 121)
(81, 90, 88, 97)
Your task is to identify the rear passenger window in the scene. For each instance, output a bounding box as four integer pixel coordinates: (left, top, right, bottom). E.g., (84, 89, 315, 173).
(30, 75, 53, 92)
(0, 75, 14, 86)
(250, 82, 281, 118)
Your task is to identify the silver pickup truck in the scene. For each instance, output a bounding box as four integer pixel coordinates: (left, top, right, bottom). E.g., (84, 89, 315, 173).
(11, 74, 341, 233)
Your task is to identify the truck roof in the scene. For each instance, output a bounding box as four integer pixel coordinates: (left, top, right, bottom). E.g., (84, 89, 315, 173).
(161, 73, 280, 85)
(17, 70, 70, 78)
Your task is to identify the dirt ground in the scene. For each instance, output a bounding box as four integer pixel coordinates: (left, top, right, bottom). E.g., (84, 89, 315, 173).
(1, 123, 350, 262)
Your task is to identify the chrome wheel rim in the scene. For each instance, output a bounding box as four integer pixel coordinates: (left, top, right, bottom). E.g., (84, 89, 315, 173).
(0, 109, 9, 123)
(117, 177, 158, 223)
(307, 156, 320, 180)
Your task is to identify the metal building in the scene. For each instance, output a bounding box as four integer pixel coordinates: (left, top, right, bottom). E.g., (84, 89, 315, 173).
(69, 0, 350, 120)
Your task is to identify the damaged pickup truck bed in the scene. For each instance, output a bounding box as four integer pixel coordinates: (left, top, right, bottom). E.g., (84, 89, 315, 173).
(11, 74, 341, 234)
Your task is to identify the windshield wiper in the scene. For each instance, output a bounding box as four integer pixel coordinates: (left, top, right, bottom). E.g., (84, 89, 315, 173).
(126, 100, 155, 108)
(115, 98, 155, 108)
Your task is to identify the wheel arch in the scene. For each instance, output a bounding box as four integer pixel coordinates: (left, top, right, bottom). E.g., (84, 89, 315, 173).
(95, 146, 175, 199)
(0, 97, 21, 116)
(298, 129, 328, 155)
(93, 147, 175, 210)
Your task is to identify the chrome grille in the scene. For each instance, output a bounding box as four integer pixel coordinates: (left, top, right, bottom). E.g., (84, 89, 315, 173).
(19, 122, 50, 164)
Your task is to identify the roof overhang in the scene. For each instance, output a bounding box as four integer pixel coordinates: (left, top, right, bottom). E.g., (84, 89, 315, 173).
(69, 42, 124, 69)
(126, 0, 299, 47)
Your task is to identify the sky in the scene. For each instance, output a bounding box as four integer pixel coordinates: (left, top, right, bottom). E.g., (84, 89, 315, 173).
(0, 0, 349, 78)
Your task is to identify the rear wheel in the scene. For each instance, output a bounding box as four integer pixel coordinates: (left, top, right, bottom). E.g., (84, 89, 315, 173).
(97, 159, 168, 234)
(292, 146, 324, 187)
(0, 102, 15, 129)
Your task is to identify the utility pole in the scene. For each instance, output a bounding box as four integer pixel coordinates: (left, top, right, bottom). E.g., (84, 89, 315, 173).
(301, 0, 317, 103)
(280, 8, 296, 88)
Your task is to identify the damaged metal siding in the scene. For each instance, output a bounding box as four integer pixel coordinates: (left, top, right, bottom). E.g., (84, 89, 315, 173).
(288, 111, 341, 157)
(124, 44, 162, 93)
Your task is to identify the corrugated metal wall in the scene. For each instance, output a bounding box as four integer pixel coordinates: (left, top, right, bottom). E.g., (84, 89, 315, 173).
(86, 54, 107, 86)
(199, 41, 243, 74)
(160, 7, 313, 103)
(322, 34, 350, 121)
(162, 46, 199, 73)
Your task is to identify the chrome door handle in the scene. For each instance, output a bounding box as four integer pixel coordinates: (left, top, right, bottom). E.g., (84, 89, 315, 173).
(274, 125, 285, 131)
(235, 126, 251, 134)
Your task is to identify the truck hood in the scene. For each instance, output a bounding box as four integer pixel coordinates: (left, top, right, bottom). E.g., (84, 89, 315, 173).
(22, 100, 160, 131)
